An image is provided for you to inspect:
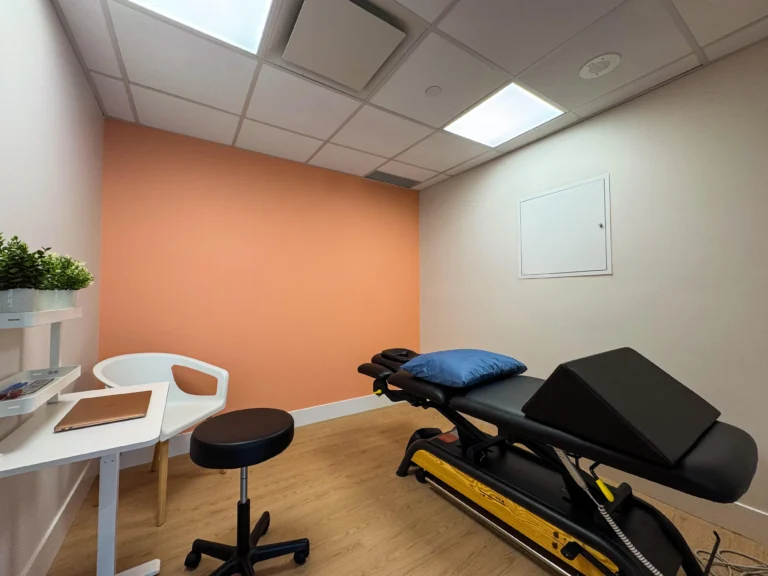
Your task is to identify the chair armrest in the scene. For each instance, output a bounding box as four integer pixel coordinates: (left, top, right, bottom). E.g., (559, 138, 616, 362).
(173, 357, 229, 405)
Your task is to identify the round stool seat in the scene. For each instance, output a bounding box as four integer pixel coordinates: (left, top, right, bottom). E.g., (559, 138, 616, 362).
(190, 408, 294, 470)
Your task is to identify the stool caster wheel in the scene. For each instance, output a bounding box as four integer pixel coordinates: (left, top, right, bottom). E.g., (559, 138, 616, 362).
(294, 551, 309, 565)
(184, 551, 201, 570)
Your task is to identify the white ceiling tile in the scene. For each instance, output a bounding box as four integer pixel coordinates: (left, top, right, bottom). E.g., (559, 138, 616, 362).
(236, 120, 324, 163)
(394, 0, 453, 22)
(283, 0, 405, 91)
(92, 73, 134, 121)
(413, 173, 450, 190)
(132, 85, 239, 144)
(494, 112, 580, 154)
(395, 131, 490, 172)
(672, 0, 768, 46)
(330, 106, 433, 157)
(370, 33, 509, 127)
(439, 0, 621, 75)
(309, 144, 386, 176)
(57, 0, 121, 76)
(109, 0, 257, 114)
(518, 0, 692, 110)
(574, 55, 700, 119)
(445, 150, 499, 175)
(703, 16, 768, 60)
(378, 161, 437, 182)
(247, 65, 360, 139)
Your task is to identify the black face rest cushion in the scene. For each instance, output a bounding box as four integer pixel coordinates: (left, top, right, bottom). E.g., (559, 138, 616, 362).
(381, 348, 419, 363)
(371, 354, 409, 373)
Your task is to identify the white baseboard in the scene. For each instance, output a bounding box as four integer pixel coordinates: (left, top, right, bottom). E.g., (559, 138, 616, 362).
(120, 393, 388, 470)
(22, 460, 96, 576)
(730, 502, 768, 545)
(290, 393, 388, 427)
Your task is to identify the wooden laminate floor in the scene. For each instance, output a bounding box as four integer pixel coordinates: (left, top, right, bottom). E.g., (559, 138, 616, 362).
(49, 404, 766, 576)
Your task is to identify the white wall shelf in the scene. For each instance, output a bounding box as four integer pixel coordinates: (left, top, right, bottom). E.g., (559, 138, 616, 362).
(0, 307, 82, 329)
(0, 306, 83, 425)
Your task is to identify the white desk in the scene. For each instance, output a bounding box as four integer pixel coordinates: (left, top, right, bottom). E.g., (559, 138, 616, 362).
(0, 382, 169, 576)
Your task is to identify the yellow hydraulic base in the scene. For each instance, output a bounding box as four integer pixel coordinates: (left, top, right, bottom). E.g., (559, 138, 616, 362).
(412, 450, 618, 576)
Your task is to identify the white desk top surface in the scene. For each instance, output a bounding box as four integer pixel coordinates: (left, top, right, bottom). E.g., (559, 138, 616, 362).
(0, 382, 168, 478)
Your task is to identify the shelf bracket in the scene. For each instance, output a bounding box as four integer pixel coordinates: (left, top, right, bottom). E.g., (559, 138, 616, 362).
(50, 322, 61, 369)
(48, 322, 63, 404)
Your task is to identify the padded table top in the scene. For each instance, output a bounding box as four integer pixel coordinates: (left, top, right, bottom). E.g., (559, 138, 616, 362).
(388, 370, 757, 503)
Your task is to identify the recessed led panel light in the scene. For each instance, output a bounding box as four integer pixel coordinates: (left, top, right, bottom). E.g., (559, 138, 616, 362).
(445, 83, 563, 147)
(126, 0, 273, 54)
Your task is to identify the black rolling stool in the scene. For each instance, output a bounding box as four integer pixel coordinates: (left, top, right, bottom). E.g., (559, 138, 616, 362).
(185, 408, 310, 575)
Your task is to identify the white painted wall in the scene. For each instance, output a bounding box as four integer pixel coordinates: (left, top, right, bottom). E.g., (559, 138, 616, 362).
(0, 1, 104, 574)
(420, 39, 768, 541)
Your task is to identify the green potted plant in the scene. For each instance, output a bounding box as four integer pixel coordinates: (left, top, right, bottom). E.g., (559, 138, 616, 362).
(0, 234, 49, 313)
(38, 253, 94, 310)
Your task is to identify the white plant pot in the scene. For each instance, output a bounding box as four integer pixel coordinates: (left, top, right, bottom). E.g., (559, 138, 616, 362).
(37, 289, 76, 311)
(64, 290, 77, 308)
(0, 289, 40, 313)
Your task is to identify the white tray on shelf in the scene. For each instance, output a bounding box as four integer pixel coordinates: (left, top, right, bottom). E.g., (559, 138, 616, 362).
(0, 365, 81, 417)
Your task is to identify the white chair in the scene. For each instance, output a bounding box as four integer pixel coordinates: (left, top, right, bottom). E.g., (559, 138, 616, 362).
(93, 353, 228, 526)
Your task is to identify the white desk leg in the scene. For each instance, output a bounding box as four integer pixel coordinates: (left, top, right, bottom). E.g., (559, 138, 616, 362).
(98, 453, 120, 576)
(98, 452, 161, 576)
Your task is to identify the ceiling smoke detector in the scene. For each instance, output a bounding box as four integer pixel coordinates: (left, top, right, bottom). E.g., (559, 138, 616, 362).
(579, 54, 621, 80)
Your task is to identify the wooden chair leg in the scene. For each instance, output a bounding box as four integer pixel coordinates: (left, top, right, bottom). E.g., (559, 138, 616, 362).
(149, 443, 160, 473)
(156, 440, 169, 527)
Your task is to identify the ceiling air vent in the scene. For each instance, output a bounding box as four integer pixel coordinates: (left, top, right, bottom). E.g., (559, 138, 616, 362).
(283, 0, 405, 91)
(366, 171, 420, 188)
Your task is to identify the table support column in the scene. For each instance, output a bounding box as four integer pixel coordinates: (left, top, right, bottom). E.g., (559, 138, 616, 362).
(97, 452, 162, 576)
(97, 453, 120, 576)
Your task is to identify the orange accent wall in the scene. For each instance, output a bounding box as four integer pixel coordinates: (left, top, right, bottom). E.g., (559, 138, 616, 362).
(99, 121, 419, 411)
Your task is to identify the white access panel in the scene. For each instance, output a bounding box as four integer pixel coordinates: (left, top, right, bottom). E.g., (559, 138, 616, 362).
(518, 175, 612, 278)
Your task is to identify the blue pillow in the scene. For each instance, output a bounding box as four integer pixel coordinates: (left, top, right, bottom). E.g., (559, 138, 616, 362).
(401, 349, 527, 388)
